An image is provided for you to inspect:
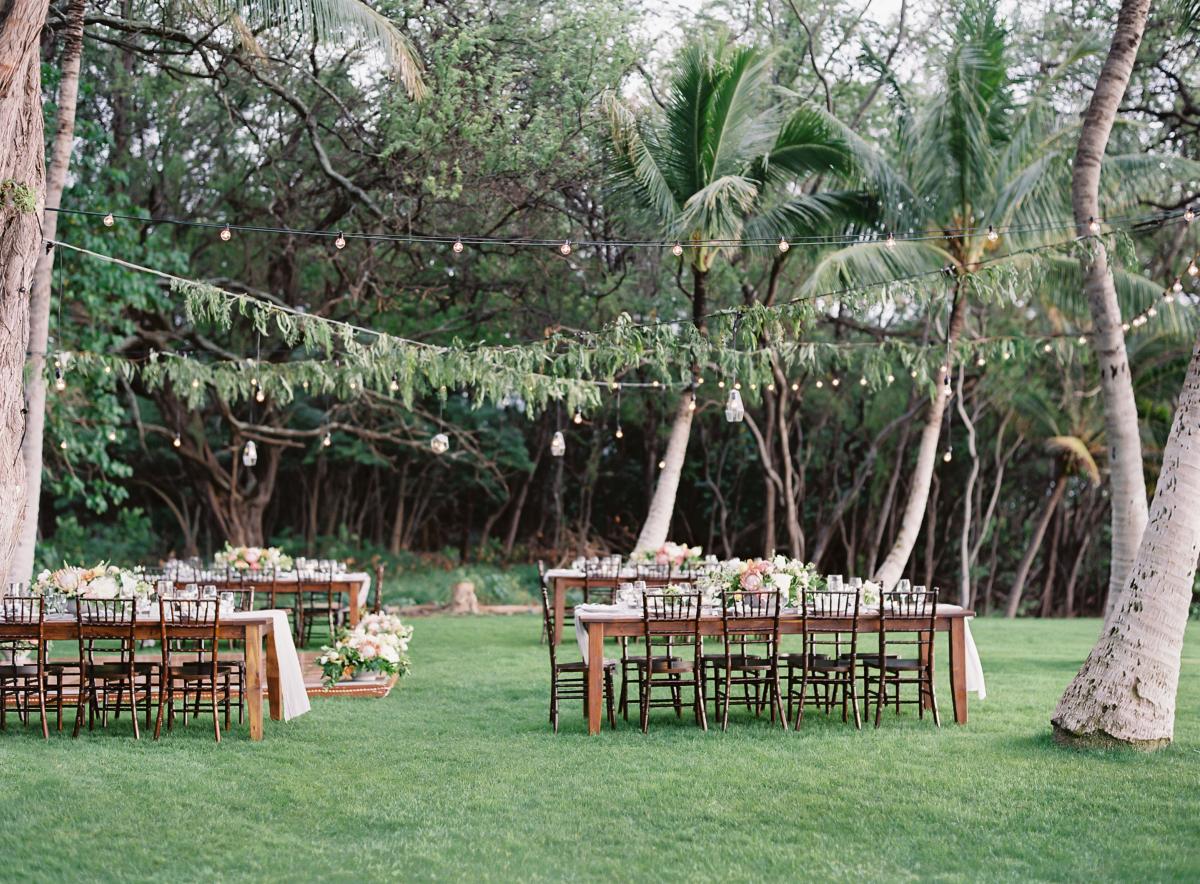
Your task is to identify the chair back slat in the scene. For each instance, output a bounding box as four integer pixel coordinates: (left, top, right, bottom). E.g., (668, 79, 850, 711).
(801, 590, 861, 660)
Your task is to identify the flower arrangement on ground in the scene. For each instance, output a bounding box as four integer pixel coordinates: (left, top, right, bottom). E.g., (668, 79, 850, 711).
(213, 542, 294, 572)
(32, 563, 152, 600)
(318, 613, 414, 687)
(632, 541, 702, 568)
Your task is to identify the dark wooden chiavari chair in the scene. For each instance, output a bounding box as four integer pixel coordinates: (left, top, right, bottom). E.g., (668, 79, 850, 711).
(583, 560, 620, 605)
(372, 562, 385, 613)
(0, 596, 52, 738)
(710, 589, 786, 731)
(155, 597, 230, 742)
(863, 588, 940, 727)
(539, 585, 615, 732)
(299, 568, 347, 646)
(785, 590, 863, 729)
(638, 589, 707, 732)
(74, 599, 154, 739)
(213, 587, 254, 725)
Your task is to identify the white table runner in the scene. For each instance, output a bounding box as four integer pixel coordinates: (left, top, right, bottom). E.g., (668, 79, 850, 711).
(226, 610, 311, 720)
(574, 603, 986, 698)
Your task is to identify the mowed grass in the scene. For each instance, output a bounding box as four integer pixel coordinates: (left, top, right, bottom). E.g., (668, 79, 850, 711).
(0, 616, 1197, 882)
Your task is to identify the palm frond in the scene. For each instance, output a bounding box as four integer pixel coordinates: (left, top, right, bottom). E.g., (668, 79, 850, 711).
(742, 191, 876, 242)
(604, 93, 682, 226)
(701, 45, 773, 180)
(206, 0, 425, 95)
(1046, 435, 1101, 485)
(796, 239, 951, 296)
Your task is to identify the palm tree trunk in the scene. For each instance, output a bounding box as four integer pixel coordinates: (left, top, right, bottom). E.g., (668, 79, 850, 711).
(872, 289, 967, 590)
(1071, 0, 1151, 619)
(1052, 333, 1200, 749)
(0, 0, 50, 586)
(633, 266, 706, 553)
(10, 0, 86, 584)
(1006, 470, 1068, 618)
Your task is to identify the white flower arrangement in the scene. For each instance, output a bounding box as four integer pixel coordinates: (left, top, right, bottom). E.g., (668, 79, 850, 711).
(213, 542, 294, 572)
(318, 613, 414, 687)
(32, 563, 152, 600)
(631, 541, 703, 568)
(695, 558, 780, 607)
(769, 557, 826, 606)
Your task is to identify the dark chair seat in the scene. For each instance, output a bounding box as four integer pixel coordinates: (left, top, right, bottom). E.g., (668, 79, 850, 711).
(556, 659, 617, 672)
(709, 654, 770, 670)
(0, 663, 39, 677)
(640, 656, 694, 674)
(863, 656, 922, 671)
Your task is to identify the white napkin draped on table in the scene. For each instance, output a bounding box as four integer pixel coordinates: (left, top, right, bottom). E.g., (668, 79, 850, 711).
(573, 603, 986, 698)
(226, 609, 311, 720)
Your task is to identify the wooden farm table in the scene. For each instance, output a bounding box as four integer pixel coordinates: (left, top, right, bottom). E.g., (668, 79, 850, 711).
(172, 574, 370, 627)
(544, 571, 626, 646)
(42, 612, 283, 741)
(578, 608, 978, 734)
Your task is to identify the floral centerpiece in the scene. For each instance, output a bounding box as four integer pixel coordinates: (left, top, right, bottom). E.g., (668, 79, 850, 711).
(769, 557, 825, 606)
(213, 542, 294, 572)
(631, 541, 703, 568)
(32, 563, 152, 601)
(695, 558, 780, 607)
(318, 612, 414, 687)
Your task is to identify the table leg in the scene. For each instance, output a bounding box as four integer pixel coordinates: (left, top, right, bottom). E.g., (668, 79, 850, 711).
(553, 580, 565, 646)
(244, 623, 264, 741)
(586, 621, 605, 735)
(266, 624, 282, 722)
(949, 618, 967, 725)
(349, 583, 362, 628)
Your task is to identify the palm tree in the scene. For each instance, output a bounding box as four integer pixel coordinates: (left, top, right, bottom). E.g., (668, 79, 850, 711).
(606, 41, 872, 554)
(7, 0, 426, 584)
(800, 0, 1191, 590)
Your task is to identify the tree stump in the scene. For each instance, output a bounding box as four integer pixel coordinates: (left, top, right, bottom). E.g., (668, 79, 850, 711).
(448, 580, 480, 615)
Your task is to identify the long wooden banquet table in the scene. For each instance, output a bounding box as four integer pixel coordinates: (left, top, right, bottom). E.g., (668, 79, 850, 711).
(171, 573, 371, 628)
(578, 607, 977, 734)
(41, 612, 283, 741)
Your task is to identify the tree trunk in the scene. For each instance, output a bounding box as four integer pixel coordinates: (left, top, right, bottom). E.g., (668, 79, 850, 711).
(1052, 333, 1200, 748)
(0, 0, 50, 586)
(1071, 0, 1151, 618)
(1006, 470, 1068, 618)
(11, 0, 85, 584)
(873, 291, 966, 589)
(634, 265, 707, 553)
(955, 369, 980, 606)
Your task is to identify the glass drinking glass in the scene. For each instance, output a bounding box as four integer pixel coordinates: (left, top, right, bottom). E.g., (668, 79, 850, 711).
(827, 574, 843, 593)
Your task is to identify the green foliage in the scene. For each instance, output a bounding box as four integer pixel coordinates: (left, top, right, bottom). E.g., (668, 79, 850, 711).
(33, 508, 158, 573)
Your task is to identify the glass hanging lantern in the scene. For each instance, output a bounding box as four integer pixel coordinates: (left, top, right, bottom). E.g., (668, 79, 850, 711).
(724, 389, 745, 423)
(550, 431, 566, 457)
(242, 439, 258, 467)
(431, 432, 450, 455)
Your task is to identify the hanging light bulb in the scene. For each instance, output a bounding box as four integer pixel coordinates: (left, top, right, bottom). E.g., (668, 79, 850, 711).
(1122, 322, 1131, 332)
(910, 369, 919, 378)
(106, 429, 117, 442)
(767, 383, 775, 392)
(242, 439, 258, 467)
(671, 242, 683, 257)
(1164, 288, 1176, 304)
(334, 232, 347, 250)
(572, 408, 583, 425)
(1087, 216, 1101, 235)
(791, 381, 800, 391)
(191, 377, 201, 389)
(886, 232, 896, 250)
(859, 376, 868, 387)
(219, 225, 232, 242)
(1147, 306, 1158, 317)
(657, 459, 666, 470)
(1188, 258, 1198, 277)
(724, 389, 745, 423)
(53, 367, 65, 392)
(172, 433, 182, 448)
(452, 238, 464, 253)
(976, 356, 986, 367)
(103, 365, 111, 375)
(987, 225, 998, 242)
(431, 432, 450, 455)
(942, 449, 953, 463)
(559, 241, 572, 256)
(733, 381, 742, 390)
(255, 388, 266, 403)
(1043, 343, 1053, 353)
(651, 380, 660, 388)
(550, 431, 566, 457)
(615, 425, 624, 440)
(59, 440, 67, 450)
(1172, 277, 1184, 293)
(1077, 335, 1087, 345)
(886, 373, 895, 384)
(687, 395, 697, 412)
(777, 237, 790, 253)
(389, 375, 400, 393)
(815, 379, 824, 389)
(717, 380, 725, 389)
(322, 431, 332, 448)
(102, 212, 115, 227)
(831, 377, 841, 388)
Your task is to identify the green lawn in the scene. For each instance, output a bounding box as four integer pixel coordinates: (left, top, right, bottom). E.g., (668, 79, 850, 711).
(0, 616, 1197, 881)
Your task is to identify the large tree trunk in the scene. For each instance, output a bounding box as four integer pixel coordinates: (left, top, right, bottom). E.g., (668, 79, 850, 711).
(1052, 333, 1200, 749)
(1071, 0, 1151, 618)
(11, 0, 85, 583)
(0, 0, 50, 586)
(873, 291, 967, 590)
(634, 266, 706, 554)
(1006, 470, 1068, 618)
